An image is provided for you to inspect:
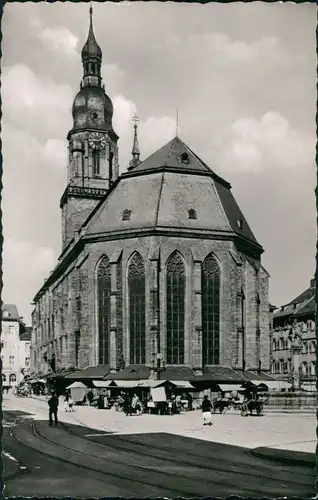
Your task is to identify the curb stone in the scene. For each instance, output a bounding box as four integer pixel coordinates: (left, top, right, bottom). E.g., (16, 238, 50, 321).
(250, 446, 315, 467)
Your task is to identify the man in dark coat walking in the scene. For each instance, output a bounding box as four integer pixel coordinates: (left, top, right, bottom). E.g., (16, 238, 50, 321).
(48, 392, 59, 426)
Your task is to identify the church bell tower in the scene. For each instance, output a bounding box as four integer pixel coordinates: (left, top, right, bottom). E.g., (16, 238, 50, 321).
(60, 6, 119, 250)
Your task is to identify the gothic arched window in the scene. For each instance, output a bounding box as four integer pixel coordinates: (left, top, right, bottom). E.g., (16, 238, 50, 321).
(166, 252, 185, 364)
(97, 256, 111, 365)
(128, 253, 146, 364)
(202, 254, 220, 365)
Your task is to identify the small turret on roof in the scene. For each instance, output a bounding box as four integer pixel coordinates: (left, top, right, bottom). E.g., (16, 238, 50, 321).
(128, 113, 141, 171)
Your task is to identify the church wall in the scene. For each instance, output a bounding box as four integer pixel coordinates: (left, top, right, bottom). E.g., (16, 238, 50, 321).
(31, 235, 270, 376)
(244, 258, 258, 369)
(62, 197, 100, 250)
(259, 266, 270, 371)
(83, 238, 152, 368)
(227, 252, 242, 369)
(156, 236, 237, 368)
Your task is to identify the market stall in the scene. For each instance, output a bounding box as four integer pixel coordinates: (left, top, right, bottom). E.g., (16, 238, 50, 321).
(66, 381, 88, 404)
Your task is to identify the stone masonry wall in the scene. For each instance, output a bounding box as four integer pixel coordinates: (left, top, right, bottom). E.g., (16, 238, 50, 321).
(62, 197, 100, 251)
(259, 266, 270, 371)
(32, 234, 270, 375)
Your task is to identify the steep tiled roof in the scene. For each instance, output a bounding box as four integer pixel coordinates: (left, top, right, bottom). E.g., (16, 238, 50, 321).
(84, 136, 262, 250)
(65, 364, 110, 380)
(2, 304, 20, 320)
(274, 279, 316, 321)
(286, 286, 314, 306)
(294, 296, 315, 317)
(104, 365, 151, 381)
(130, 137, 212, 174)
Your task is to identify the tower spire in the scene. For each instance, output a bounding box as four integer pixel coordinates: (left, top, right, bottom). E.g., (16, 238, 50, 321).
(81, 2, 102, 88)
(128, 113, 141, 170)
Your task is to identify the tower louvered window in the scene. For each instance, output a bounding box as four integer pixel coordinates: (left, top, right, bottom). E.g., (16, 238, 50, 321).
(128, 253, 146, 364)
(93, 150, 100, 176)
(202, 254, 220, 365)
(166, 252, 185, 364)
(97, 256, 111, 365)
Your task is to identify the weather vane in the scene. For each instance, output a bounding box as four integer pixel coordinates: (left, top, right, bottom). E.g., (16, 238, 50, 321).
(132, 113, 139, 128)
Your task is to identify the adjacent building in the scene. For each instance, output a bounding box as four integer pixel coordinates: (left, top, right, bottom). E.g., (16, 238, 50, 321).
(271, 278, 316, 390)
(1, 304, 31, 388)
(30, 8, 272, 386)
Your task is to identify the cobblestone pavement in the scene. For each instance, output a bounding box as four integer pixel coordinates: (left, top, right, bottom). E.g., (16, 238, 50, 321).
(3, 394, 316, 453)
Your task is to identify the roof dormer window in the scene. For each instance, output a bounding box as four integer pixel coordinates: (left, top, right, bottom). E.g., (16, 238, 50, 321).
(122, 209, 132, 221)
(237, 219, 243, 229)
(180, 152, 190, 164)
(188, 208, 197, 220)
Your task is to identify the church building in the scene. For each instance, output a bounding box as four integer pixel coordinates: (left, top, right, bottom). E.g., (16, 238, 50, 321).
(30, 9, 272, 385)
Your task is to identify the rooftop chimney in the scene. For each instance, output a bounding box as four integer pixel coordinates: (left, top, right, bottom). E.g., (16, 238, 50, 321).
(310, 278, 316, 288)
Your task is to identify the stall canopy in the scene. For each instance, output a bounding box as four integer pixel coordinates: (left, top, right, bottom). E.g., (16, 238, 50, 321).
(29, 378, 46, 384)
(66, 381, 87, 403)
(218, 384, 243, 393)
(66, 381, 87, 389)
(137, 380, 175, 388)
(257, 380, 291, 391)
(113, 380, 140, 388)
(170, 381, 195, 389)
(302, 382, 316, 392)
(92, 380, 117, 388)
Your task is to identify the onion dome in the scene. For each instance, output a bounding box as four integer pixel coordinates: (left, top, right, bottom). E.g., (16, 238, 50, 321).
(71, 86, 114, 132)
(81, 6, 102, 62)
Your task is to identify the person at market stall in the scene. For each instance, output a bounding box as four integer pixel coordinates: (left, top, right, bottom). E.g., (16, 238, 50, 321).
(132, 393, 142, 415)
(124, 393, 132, 416)
(97, 394, 105, 409)
(201, 395, 213, 426)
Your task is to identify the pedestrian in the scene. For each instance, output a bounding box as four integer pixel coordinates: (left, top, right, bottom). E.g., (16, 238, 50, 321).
(87, 390, 94, 406)
(201, 395, 213, 426)
(48, 391, 59, 426)
(68, 396, 75, 412)
(124, 393, 132, 416)
(64, 393, 69, 412)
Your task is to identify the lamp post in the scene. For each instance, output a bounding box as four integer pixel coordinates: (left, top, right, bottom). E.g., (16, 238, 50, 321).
(155, 353, 165, 381)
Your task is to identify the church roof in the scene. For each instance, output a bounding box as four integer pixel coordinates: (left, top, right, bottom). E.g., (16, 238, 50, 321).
(130, 136, 212, 174)
(83, 136, 262, 250)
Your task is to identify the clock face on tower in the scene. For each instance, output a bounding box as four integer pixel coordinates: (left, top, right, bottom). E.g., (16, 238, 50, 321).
(88, 132, 106, 151)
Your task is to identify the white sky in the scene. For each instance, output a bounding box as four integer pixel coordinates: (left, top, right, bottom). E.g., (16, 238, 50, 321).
(2, 2, 316, 324)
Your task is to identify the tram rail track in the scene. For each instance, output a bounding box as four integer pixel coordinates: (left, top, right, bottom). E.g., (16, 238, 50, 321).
(58, 418, 315, 486)
(8, 417, 202, 497)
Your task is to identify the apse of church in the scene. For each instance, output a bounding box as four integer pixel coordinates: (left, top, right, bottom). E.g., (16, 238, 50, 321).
(31, 9, 271, 379)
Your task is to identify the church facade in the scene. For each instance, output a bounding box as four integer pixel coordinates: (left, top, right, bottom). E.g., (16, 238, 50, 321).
(30, 10, 271, 383)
